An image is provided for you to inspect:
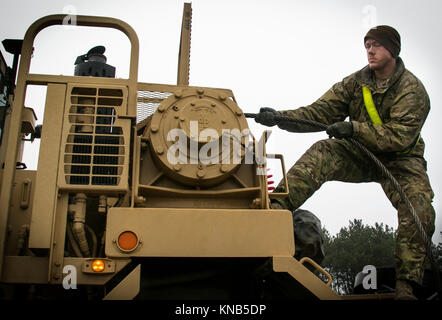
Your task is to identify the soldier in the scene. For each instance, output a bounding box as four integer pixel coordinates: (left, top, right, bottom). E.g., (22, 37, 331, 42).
(254, 25, 435, 300)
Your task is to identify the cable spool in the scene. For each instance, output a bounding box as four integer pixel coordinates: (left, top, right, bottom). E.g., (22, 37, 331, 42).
(148, 88, 249, 187)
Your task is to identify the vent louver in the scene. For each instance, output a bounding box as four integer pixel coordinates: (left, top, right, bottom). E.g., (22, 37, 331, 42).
(60, 85, 129, 191)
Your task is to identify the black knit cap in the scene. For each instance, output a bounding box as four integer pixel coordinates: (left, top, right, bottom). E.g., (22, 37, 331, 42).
(364, 25, 401, 58)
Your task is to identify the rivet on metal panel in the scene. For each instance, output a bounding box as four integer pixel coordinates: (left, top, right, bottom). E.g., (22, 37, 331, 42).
(174, 90, 183, 98)
(219, 94, 226, 101)
(151, 125, 158, 133)
(156, 146, 164, 155)
(197, 89, 204, 95)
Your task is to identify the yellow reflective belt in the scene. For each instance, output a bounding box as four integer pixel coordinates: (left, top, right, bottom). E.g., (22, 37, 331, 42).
(362, 86, 420, 154)
(362, 86, 383, 125)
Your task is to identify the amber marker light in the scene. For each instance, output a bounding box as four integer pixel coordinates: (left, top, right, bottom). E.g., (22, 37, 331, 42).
(117, 231, 139, 252)
(92, 259, 105, 272)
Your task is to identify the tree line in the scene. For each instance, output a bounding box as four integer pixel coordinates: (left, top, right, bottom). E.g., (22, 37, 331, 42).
(320, 219, 442, 294)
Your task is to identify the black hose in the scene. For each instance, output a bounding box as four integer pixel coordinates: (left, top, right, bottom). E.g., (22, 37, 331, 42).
(245, 112, 441, 299)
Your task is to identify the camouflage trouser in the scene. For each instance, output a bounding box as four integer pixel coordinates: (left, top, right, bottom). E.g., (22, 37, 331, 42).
(274, 138, 436, 285)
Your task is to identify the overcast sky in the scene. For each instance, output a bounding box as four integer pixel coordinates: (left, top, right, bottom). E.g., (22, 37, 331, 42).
(0, 0, 440, 244)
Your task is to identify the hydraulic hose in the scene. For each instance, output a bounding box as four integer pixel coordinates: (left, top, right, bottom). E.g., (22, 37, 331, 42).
(245, 112, 441, 299)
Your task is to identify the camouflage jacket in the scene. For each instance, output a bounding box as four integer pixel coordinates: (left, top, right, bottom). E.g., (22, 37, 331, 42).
(279, 58, 430, 158)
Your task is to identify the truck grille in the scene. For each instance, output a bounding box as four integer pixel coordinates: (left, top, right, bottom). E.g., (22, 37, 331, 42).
(63, 86, 126, 187)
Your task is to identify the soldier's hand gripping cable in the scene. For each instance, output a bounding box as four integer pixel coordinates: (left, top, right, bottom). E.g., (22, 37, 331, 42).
(248, 25, 440, 300)
(255, 107, 324, 133)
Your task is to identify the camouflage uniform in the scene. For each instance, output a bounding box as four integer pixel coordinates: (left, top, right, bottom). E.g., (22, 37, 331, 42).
(273, 58, 435, 286)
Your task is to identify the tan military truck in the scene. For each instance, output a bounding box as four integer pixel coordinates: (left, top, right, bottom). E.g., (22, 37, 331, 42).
(0, 3, 393, 300)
